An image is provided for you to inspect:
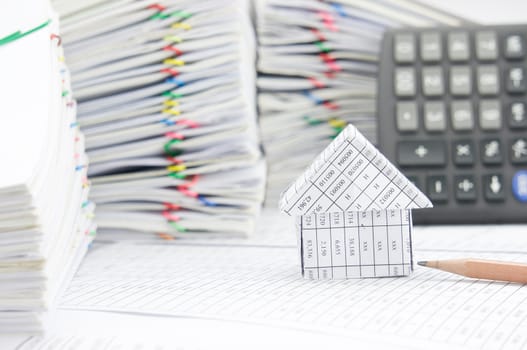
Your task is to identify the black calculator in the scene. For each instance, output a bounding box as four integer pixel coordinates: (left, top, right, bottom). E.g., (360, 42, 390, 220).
(377, 25, 527, 224)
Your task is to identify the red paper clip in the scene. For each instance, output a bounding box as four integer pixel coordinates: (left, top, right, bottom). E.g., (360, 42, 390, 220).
(311, 28, 326, 42)
(165, 131, 185, 140)
(325, 61, 341, 72)
(177, 119, 200, 128)
(317, 11, 338, 32)
(178, 187, 199, 198)
(161, 67, 180, 76)
(323, 101, 339, 110)
(162, 210, 181, 222)
(148, 3, 166, 11)
(163, 45, 183, 56)
(163, 202, 181, 211)
(166, 156, 183, 164)
(309, 77, 325, 88)
(50, 33, 61, 46)
(178, 175, 199, 190)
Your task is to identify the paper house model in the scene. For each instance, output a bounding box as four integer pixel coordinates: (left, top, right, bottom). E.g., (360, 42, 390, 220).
(279, 125, 432, 280)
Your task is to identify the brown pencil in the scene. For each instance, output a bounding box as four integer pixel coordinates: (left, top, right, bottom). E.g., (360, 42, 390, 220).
(417, 259, 527, 284)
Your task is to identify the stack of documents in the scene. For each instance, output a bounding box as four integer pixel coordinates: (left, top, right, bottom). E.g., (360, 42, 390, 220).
(256, 0, 466, 205)
(0, 2, 95, 333)
(52, 0, 265, 238)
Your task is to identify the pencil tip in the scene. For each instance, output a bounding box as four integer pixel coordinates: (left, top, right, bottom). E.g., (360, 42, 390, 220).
(417, 261, 427, 267)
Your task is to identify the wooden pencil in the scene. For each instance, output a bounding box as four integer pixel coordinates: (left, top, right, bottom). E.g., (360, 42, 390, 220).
(417, 259, 527, 284)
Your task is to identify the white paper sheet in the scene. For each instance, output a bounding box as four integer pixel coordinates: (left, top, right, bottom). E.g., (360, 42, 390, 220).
(0, 309, 421, 350)
(57, 238, 527, 349)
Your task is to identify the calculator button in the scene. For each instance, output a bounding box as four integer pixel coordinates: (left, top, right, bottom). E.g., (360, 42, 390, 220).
(476, 31, 498, 60)
(394, 68, 416, 96)
(455, 175, 477, 201)
(426, 176, 448, 202)
(422, 66, 444, 96)
(509, 102, 527, 129)
(394, 33, 415, 63)
(477, 65, 500, 95)
(397, 141, 446, 167)
(451, 101, 474, 131)
(479, 100, 502, 130)
(504, 34, 525, 59)
(512, 170, 527, 202)
(424, 102, 446, 132)
(450, 66, 472, 96)
(481, 139, 503, 165)
(396, 102, 418, 131)
(511, 138, 527, 164)
(453, 140, 475, 166)
(506, 66, 526, 93)
(448, 31, 470, 61)
(420, 32, 442, 62)
(483, 174, 505, 201)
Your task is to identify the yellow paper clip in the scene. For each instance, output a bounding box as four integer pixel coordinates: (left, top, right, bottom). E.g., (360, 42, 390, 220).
(328, 119, 346, 128)
(163, 35, 183, 43)
(162, 108, 181, 116)
(163, 100, 180, 107)
(172, 22, 192, 30)
(167, 164, 187, 172)
(163, 58, 185, 66)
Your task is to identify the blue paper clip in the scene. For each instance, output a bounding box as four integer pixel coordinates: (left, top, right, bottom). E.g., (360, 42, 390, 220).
(198, 195, 217, 207)
(331, 3, 347, 17)
(303, 90, 323, 105)
(166, 77, 185, 87)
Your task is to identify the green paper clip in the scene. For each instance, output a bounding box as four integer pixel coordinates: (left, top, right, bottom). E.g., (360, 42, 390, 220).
(169, 221, 186, 232)
(0, 19, 51, 46)
(164, 138, 182, 157)
(314, 41, 331, 53)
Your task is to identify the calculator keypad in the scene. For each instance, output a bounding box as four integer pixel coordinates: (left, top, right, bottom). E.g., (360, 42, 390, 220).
(378, 25, 527, 223)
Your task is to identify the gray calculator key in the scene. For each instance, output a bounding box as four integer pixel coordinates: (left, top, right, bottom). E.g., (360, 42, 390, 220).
(397, 141, 446, 167)
(505, 34, 525, 59)
(476, 31, 498, 60)
(453, 140, 475, 165)
(394, 33, 415, 63)
(426, 175, 448, 202)
(455, 175, 477, 202)
(422, 66, 444, 96)
(394, 68, 416, 96)
(477, 65, 500, 95)
(484, 174, 505, 201)
(451, 101, 474, 130)
(511, 138, 527, 164)
(448, 31, 470, 61)
(396, 102, 418, 131)
(509, 102, 527, 129)
(479, 100, 502, 130)
(424, 102, 446, 131)
(481, 139, 503, 164)
(506, 66, 526, 93)
(450, 66, 472, 96)
(420, 32, 442, 62)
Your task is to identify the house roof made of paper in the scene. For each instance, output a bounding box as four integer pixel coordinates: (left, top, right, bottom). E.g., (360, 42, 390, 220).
(279, 124, 432, 217)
